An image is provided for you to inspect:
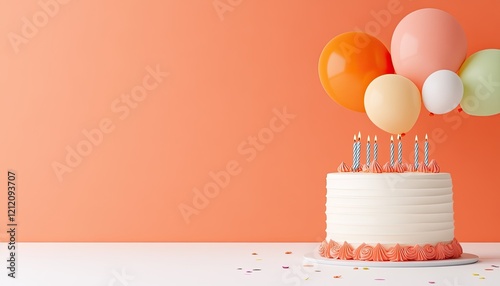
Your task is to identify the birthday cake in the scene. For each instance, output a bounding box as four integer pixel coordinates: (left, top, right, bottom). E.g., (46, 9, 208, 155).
(319, 135, 463, 261)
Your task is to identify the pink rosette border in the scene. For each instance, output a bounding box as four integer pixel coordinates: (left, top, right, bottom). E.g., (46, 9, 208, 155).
(318, 238, 463, 261)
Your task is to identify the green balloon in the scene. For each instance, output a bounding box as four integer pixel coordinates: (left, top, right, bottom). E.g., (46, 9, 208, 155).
(459, 49, 500, 116)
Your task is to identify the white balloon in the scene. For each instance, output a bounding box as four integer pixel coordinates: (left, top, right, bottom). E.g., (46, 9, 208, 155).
(422, 70, 464, 114)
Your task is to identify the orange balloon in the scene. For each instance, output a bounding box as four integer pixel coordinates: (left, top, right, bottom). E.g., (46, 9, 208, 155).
(318, 32, 394, 112)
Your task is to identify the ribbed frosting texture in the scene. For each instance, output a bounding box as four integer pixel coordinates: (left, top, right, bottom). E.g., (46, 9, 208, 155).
(325, 173, 456, 247)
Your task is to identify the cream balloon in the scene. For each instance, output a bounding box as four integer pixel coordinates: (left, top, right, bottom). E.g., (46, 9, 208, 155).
(364, 74, 421, 134)
(422, 70, 463, 114)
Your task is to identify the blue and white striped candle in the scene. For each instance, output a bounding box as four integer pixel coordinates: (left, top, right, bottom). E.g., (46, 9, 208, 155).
(414, 135, 419, 169)
(397, 134, 402, 165)
(424, 134, 429, 166)
(355, 132, 361, 170)
(366, 136, 370, 167)
(390, 135, 394, 167)
(352, 134, 356, 170)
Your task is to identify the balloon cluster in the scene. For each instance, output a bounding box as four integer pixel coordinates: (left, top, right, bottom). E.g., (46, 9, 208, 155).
(318, 8, 500, 135)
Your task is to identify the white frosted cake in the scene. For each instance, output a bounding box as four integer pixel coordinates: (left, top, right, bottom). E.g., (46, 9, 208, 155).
(319, 162, 463, 261)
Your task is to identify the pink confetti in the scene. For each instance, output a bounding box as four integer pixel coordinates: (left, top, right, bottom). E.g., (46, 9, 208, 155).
(285, 251, 292, 254)
(428, 282, 435, 284)
(282, 266, 289, 269)
(375, 278, 385, 281)
(251, 252, 258, 255)
(492, 265, 499, 268)
(485, 268, 494, 271)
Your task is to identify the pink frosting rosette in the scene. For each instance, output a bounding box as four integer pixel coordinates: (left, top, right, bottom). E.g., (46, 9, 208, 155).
(414, 245, 428, 261)
(329, 240, 341, 259)
(388, 244, 405, 261)
(369, 161, 383, 173)
(337, 241, 354, 260)
(337, 162, 350, 172)
(402, 245, 418, 261)
(406, 163, 416, 172)
(423, 244, 437, 260)
(417, 162, 429, 173)
(439, 242, 455, 259)
(393, 162, 406, 173)
(372, 244, 389, 261)
(359, 244, 375, 261)
(362, 164, 370, 172)
(319, 240, 330, 258)
(434, 243, 447, 260)
(382, 162, 394, 172)
(428, 159, 440, 173)
(351, 165, 362, 172)
(353, 243, 366, 260)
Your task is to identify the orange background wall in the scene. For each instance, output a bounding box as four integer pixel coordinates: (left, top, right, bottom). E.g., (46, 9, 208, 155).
(0, 0, 499, 242)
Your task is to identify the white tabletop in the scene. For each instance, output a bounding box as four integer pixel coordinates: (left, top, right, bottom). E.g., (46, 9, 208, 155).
(0, 242, 499, 286)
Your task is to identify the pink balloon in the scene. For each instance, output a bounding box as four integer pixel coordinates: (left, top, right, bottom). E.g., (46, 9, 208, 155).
(391, 8, 467, 89)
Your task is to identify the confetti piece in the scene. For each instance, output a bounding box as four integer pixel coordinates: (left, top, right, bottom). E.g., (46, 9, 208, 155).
(333, 275, 342, 279)
(375, 278, 385, 281)
(473, 273, 479, 276)
(492, 265, 500, 268)
(353, 267, 359, 270)
(485, 268, 494, 271)
(256, 258, 262, 261)
(237, 267, 242, 270)
(479, 277, 485, 280)
(251, 252, 258, 255)
(253, 268, 261, 271)
(305, 277, 309, 280)
(315, 270, 321, 272)
(428, 282, 435, 284)
(285, 251, 292, 254)
(303, 264, 314, 267)
(363, 267, 370, 270)
(282, 266, 289, 269)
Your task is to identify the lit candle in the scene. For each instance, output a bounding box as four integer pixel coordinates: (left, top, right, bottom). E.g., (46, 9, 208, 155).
(390, 135, 394, 166)
(352, 134, 356, 170)
(424, 134, 429, 166)
(374, 135, 378, 162)
(367, 136, 371, 167)
(356, 132, 361, 170)
(397, 134, 402, 165)
(414, 135, 419, 169)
